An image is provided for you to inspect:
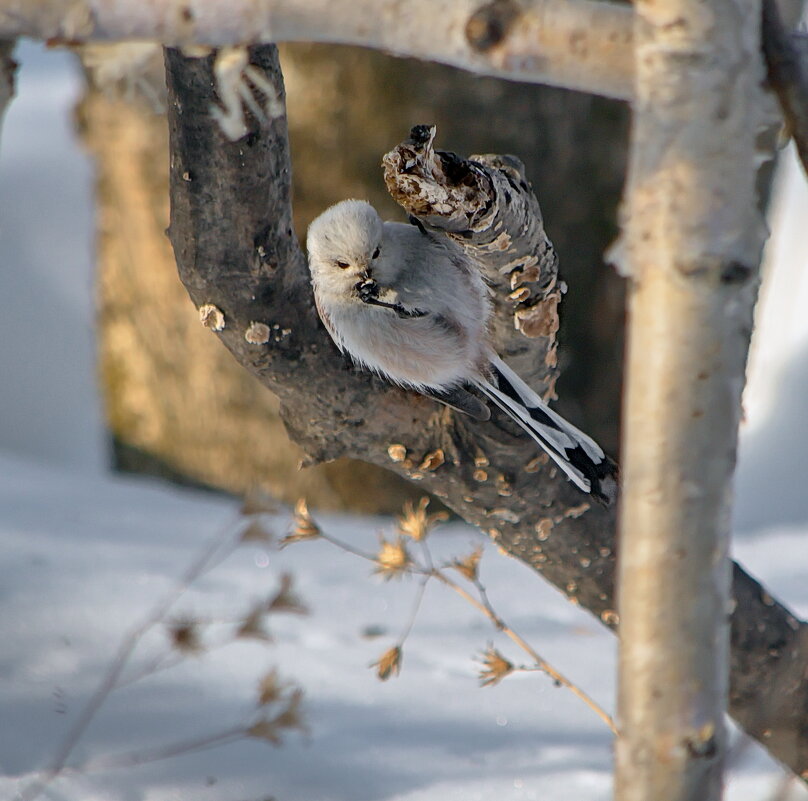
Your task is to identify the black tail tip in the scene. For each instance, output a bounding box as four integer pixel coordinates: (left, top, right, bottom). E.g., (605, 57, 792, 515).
(589, 456, 619, 506)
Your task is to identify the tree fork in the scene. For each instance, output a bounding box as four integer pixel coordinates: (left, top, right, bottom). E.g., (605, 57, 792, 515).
(164, 45, 808, 782)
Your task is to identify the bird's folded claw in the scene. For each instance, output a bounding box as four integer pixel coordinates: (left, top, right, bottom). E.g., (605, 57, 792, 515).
(355, 278, 380, 303)
(355, 278, 425, 318)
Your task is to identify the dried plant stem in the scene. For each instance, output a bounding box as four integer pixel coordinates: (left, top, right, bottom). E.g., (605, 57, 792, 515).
(306, 519, 614, 733)
(117, 611, 261, 689)
(318, 530, 379, 563)
(80, 725, 247, 772)
(20, 514, 244, 801)
(116, 625, 240, 689)
(115, 651, 187, 689)
(431, 570, 617, 735)
(397, 575, 431, 645)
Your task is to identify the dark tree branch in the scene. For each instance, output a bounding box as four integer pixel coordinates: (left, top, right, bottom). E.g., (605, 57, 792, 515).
(0, 39, 16, 125)
(762, 0, 808, 180)
(164, 45, 808, 780)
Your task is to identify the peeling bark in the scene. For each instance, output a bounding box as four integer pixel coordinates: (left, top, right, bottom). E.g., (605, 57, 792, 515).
(164, 46, 808, 781)
(382, 125, 562, 394)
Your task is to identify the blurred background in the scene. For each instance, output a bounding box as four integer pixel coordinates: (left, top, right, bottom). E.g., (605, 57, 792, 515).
(0, 40, 805, 528)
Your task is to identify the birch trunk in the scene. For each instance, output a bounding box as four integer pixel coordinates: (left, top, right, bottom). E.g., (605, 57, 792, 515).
(4, 0, 805, 104)
(1, 0, 635, 98)
(615, 0, 767, 798)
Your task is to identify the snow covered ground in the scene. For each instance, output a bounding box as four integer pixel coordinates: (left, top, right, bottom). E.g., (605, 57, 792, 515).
(1, 41, 808, 801)
(1, 452, 806, 801)
(0, 41, 105, 474)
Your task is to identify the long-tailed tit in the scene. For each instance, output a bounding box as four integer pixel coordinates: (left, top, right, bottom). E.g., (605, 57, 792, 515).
(306, 199, 616, 501)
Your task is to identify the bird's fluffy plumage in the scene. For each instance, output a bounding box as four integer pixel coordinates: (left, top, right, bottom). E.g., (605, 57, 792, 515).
(307, 199, 616, 501)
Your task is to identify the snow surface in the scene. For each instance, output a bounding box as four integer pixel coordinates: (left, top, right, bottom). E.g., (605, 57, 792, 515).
(1, 40, 808, 801)
(0, 42, 106, 473)
(0, 452, 806, 801)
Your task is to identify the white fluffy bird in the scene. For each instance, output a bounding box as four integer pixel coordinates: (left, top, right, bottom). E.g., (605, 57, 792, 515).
(306, 199, 616, 501)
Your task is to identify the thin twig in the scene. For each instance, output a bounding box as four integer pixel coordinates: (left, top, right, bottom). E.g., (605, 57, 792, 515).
(318, 530, 380, 563)
(308, 518, 616, 733)
(19, 513, 245, 801)
(115, 626, 243, 689)
(80, 725, 247, 772)
(115, 651, 188, 690)
(430, 569, 617, 734)
(397, 575, 431, 645)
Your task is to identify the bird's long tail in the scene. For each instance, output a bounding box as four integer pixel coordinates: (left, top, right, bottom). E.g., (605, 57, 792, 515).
(473, 354, 617, 503)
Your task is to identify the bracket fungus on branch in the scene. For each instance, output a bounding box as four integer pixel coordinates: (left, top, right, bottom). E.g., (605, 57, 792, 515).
(382, 124, 562, 393)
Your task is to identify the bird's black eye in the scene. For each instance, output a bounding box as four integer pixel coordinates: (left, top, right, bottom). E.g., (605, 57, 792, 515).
(372, 247, 381, 259)
(336, 260, 350, 269)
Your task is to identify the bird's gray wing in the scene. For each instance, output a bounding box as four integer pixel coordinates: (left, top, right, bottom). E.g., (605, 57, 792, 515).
(422, 385, 490, 421)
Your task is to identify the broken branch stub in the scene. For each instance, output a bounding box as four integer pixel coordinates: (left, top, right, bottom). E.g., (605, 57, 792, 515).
(383, 124, 562, 394)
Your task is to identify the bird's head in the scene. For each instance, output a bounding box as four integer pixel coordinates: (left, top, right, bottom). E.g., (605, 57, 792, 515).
(306, 199, 384, 295)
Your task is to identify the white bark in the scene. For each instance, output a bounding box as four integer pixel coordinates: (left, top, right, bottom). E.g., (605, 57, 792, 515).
(5, 0, 807, 103)
(1, 0, 635, 97)
(615, 0, 767, 799)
